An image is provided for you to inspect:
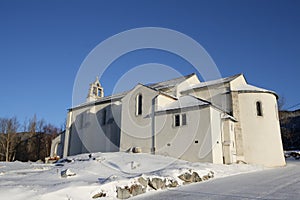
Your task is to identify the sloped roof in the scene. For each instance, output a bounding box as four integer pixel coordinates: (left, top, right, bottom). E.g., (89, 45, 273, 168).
(232, 84, 271, 93)
(182, 74, 242, 91)
(70, 91, 128, 111)
(147, 73, 196, 90)
(181, 73, 277, 97)
(232, 84, 277, 97)
(157, 95, 209, 112)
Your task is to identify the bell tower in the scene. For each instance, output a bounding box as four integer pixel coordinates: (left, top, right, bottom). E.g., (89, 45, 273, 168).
(87, 76, 104, 102)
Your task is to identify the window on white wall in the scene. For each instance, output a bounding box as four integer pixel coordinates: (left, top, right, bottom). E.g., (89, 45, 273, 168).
(79, 114, 84, 128)
(174, 113, 187, 127)
(256, 101, 263, 116)
(102, 109, 106, 125)
(136, 94, 142, 116)
(182, 114, 187, 125)
(174, 114, 180, 127)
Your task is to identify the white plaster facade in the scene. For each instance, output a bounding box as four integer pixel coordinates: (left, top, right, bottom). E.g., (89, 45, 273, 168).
(52, 73, 286, 167)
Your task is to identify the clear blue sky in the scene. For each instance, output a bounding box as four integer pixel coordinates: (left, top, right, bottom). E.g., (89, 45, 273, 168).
(0, 0, 299, 127)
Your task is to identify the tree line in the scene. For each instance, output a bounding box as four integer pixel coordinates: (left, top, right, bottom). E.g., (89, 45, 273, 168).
(279, 109, 300, 150)
(0, 115, 62, 162)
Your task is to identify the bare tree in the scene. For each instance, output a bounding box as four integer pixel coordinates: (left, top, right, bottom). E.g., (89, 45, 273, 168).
(278, 95, 286, 111)
(29, 114, 37, 134)
(0, 117, 19, 161)
(0, 115, 60, 162)
(60, 118, 67, 131)
(0, 118, 8, 160)
(22, 117, 28, 132)
(43, 123, 59, 157)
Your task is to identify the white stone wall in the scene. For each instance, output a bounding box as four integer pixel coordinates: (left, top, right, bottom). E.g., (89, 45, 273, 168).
(120, 85, 158, 153)
(156, 95, 176, 110)
(155, 106, 223, 163)
(222, 119, 237, 164)
(50, 134, 62, 157)
(65, 101, 122, 156)
(176, 74, 200, 97)
(185, 83, 232, 113)
(210, 108, 224, 164)
(237, 92, 285, 167)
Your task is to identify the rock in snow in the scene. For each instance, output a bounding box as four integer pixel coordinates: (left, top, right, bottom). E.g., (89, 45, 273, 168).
(148, 177, 166, 190)
(177, 171, 215, 184)
(60, 168, 76, 178)
(92, 192, 106, 198)
(137, 177, 148, 187)
(130, 184, 145, 196)
(116, 186, 131, 199)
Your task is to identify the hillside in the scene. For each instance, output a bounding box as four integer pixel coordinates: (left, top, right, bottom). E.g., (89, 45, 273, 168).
(280, 109, 300, 150)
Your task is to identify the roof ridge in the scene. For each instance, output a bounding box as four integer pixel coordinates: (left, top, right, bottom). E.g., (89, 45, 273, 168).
(205, 73, 242, 83)
(182, 94, 212, 105)
(181, 73, 244, 92)
(148, 73, 196, 87)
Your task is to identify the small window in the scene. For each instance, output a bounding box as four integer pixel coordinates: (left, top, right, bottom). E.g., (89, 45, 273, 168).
(256, 101, 263, 116)
(93, 87, 97, 95)
(98, 88, 102, 97)
(195, 140, 199, 144)
(174, 114, 180, 127)
(173, 114, 187, 127)
(182, 114, 187, 126)
(136, 94, 142, 116)
(79, 114, 84, 128)
(102, 109, 106, 125)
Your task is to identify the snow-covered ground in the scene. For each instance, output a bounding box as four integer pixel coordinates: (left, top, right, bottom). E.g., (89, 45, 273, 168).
(134, 160, 300, 200)
(0, 152, 264, 200)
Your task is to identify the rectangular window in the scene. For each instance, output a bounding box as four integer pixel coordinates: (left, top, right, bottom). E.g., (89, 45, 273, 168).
(175, 114, 180, 127)
(182, 114, 187, 126)
(136, 94, 142, 116)
(256, 101, 263, 116)
(79, 114, 84, 128)
(102, 109, 106, 125)
(174, 113, 187, 127)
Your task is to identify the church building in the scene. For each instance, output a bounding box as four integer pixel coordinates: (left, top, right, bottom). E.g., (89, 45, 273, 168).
(51, 73, 286, 167)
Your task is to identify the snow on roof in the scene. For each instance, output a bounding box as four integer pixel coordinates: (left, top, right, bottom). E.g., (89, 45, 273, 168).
(72, 74, 195, 110)
(182, 74, 242, 91)
(148, 73, 195, 90)
(70, 91, 128, 111)
(157, 95, 209, 111)
(180, 74, 277, 97)
(232, 84, 276, 94)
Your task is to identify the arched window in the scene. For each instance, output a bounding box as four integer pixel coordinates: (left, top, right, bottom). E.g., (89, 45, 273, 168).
(256, 101, 263, 116)
(136, 94, 142, 115)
